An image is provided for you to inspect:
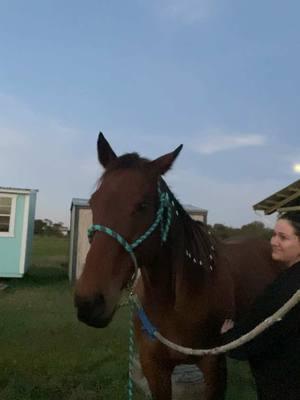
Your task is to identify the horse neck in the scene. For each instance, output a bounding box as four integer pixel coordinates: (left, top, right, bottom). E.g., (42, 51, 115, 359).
(140, 243, 178, 306)
(172, 213, 217, 300)
(140, 191, 218, 309)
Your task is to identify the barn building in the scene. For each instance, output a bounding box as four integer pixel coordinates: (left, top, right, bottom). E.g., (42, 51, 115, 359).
(69, 198, 208, 283)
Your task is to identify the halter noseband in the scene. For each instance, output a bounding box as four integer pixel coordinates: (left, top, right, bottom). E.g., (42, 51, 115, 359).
(87, 181, 173, 283)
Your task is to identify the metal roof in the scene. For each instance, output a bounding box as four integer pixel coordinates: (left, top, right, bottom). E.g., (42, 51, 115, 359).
(71, 198, 90, 208)
(71, 198, 207, 214)
(253, 179, 300, 215)
(0, 187, 38, 194)
(184, 204, 208, 214)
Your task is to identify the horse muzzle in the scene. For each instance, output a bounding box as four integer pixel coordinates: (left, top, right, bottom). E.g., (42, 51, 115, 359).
(74, 294, 113, 328)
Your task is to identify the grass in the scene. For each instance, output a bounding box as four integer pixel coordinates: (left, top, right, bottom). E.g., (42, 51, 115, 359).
(227, 361, 256, 399)
(0, 235, 130, 400)
(30, 235, 69, 268)
(0, 235, 256, 400)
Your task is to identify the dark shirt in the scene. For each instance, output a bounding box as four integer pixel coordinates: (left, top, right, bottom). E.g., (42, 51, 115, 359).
(222, 261, 300, 400)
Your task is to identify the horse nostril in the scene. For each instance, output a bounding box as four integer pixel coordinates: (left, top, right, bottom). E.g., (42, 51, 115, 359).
(75, 294, 106, 326)
(92, 294, 105, 314)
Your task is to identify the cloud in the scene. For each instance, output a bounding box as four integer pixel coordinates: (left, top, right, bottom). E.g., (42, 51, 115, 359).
(156, 0, 215, 23)
(167, 167, 282, 227)
(0, 94, 185, 226)
(190, 133, 266, 155)
(0, 93, 287, 229)
(0, 93, 99, 225)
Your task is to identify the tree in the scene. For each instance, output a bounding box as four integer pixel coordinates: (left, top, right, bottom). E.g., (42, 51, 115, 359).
(34, 219, 46, 235)
(211, 223, 240, 239)
(240, 221, 273, 240)
(211, 221, 273, 240)
(34, 219, 67, 237)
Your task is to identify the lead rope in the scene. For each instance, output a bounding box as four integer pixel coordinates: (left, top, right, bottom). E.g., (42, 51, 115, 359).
(128, 294, 135, 400)
(131, 290, 300, 356)
(127, 189, 172, 400)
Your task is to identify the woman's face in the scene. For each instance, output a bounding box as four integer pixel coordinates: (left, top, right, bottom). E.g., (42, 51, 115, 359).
(271, 219, 300, 267)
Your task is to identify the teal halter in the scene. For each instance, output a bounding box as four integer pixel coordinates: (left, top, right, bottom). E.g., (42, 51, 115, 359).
(87, 181, 173, 282)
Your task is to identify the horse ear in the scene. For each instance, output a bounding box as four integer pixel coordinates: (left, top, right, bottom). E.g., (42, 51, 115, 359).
(97, 132, 117, 168)
(150, 144, 183, 175)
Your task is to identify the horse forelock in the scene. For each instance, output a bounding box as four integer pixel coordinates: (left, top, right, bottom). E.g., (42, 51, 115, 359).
(95, 153, 151, 190)
(105, 152, 150, 174)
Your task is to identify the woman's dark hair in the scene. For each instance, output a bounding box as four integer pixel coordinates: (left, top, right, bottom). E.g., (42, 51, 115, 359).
(278, 211, 300, 237)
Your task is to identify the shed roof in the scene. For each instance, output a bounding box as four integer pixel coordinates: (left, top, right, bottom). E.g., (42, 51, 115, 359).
(0, 187, 38, 194)
(184, 204, 208, 215)
(71, 198, 207, 214)
(253, 179, 300, 215)
(71, 198, 90, 208)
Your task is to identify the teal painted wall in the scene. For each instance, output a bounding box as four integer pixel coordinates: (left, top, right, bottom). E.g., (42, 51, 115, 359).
(0, 195, 25, 277)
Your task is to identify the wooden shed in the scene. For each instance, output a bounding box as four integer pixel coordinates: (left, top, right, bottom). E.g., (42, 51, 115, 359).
(253, 178, 300, 214)
(0, 187, 37, 278)
(69, 198, 208, 282)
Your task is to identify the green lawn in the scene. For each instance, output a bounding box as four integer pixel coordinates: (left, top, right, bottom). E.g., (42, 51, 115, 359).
(0, 235, 256, 400)
(30, 235, 69, 268)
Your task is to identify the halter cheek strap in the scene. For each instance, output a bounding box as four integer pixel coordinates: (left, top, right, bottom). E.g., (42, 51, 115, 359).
(87, 224, 139, 282)
(87, 181, 173, 283)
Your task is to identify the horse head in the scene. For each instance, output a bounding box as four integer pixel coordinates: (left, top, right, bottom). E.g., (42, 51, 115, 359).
(74, 132, 182, 327)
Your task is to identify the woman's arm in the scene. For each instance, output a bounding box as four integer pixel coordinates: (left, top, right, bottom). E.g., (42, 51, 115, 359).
(222, 269, 300, 360)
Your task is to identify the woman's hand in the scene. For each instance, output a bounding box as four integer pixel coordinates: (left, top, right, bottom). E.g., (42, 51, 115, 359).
(221, 319, 235, 334)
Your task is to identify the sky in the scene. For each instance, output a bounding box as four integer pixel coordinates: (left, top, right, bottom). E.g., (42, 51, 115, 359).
(0, 0, 299, 228)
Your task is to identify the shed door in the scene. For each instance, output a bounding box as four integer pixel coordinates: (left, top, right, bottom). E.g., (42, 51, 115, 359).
(0, 195, 24, 276)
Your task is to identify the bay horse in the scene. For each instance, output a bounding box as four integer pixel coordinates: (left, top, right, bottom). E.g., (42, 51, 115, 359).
(74, 132, 281, 399)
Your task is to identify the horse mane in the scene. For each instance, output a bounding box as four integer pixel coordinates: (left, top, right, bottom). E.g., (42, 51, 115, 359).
(160, 178, 218, 272)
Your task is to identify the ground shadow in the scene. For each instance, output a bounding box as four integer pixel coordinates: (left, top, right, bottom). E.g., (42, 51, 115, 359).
(0, 266, 68, 290)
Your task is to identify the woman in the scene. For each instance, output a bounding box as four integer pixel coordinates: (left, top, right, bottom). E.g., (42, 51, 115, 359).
(222, 211, 300, 400)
